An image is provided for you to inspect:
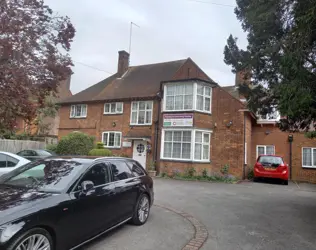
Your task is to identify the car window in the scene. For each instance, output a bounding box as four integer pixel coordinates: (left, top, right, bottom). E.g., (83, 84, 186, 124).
(259, 156, 283, 165)
(36, 150, 52, 156)
(126, 161, 146, 177)
(0, 154, 7, 168)
(79, 163, 110, 188)
(110, 161, 134, 181)
(17, 151, 26, 156)
(0, 160, 85, 193)
(6, 156, 18, 168)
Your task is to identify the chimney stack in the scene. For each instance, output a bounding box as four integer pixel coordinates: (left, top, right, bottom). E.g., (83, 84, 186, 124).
(117, 50, 130, 76)
(235, 69, 251, 86)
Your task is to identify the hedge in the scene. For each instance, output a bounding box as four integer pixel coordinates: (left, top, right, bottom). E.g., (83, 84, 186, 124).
(56, 132, 94, 155)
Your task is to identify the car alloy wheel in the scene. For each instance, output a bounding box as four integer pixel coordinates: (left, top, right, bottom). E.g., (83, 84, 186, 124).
(138, 195, 150, 223)
(16, 234, 51, 250)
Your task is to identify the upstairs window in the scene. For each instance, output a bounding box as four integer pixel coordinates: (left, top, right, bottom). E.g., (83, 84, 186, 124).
(164, 82, 212, 113)
(104, 102, 123, 114)
(70, 104, 87, 118)
(130, 101, 153, 125)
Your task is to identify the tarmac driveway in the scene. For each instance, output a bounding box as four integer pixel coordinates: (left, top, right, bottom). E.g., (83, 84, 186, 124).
(85, 179, 316, 250)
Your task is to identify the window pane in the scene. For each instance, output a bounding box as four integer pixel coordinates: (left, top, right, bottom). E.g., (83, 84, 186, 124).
(195, 132, 202, 143)
(145, 111, 152, 124)
(81, 163, 108, 187)
(313, 149, 316, 166)
(108, 133, 115, 146)
(0, 154, 6, 168)
(104, 104, 110, 113)
(172, 143, 181, 158)
(70, 106, 75, 117)
(184, 95, 193, 109)
(205, 87, 211, 96)
(183, 131, 191, 142)
(138, 111, 145, 124)
(176, 85, 184, 95)
(131, 111, 137, 124)
(173, 131, 182, 142)
(110, 103, 116, 113)
(76, 105, 81, 116)
(303, 148, 312, 166)
(139, 102, 145, 110)
(111, 161, 133, 181)
(126, 161, 146, 176)
(114, 133, 121, 147)
(132, 102, 138, 111)
(82, 105, 87, 116)
(146, 101, 153, 109)
(194, 144, 202, 160)
(257, 146, 265, 156)
(7, 156, 18, 167)
(165, 131, 172, 141)
(116, 103, 123, 112)
(103, 133, 108, 146)
(203, 145, 209, 160)
(204, 97, 211, 111)
(166, 85, 175, 95)
(166, 96, 174, 110)
(196, 96, 203, 110)
(185, 84, 193, 94)
(203, 133, 210, 143)
(182, 143, 191, 159)
(164, 142, 172, 158)
(197, 85, 203, 95)
(175, 95, 183, 110)
(266, 146, 275, 155)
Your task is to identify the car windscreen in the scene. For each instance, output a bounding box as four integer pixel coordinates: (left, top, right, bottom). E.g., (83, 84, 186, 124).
(258, 156, 283, 166)
(36, 150, 53, 156)
(0, 160, 86, 193)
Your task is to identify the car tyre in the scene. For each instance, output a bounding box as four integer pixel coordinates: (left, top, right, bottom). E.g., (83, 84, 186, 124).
(131, 193, 150, 226)
(283, 180, 288, 185)
(253, 177, 258, 182)
(7, 228, 53, 250)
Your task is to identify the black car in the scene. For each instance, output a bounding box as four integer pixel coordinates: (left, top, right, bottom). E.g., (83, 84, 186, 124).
(16, 149, 55, 161)
(0, 157, 154, 250)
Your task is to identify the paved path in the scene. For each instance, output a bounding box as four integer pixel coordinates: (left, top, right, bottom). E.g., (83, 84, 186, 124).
(84, 206, 193, 250)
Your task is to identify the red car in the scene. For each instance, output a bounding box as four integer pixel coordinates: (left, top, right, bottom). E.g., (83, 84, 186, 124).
(254, 155, 289, 185)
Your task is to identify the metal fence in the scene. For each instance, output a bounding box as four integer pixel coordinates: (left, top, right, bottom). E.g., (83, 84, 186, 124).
(0, 139, 46, 153)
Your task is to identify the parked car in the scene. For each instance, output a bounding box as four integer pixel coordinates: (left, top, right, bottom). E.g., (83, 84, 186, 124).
(0, 151, 30, 176)
(254, 155, 289, 185)
(0, 157, 154, 250)
(16, 149, 55, 161)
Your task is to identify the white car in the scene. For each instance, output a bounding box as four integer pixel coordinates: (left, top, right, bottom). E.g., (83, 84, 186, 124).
(0, 151, 30, 176)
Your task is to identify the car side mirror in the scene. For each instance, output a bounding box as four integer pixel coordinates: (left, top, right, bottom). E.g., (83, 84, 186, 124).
(81, 181, 94, 193)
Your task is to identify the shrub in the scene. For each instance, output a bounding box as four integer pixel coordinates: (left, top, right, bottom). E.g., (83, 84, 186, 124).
(202, 168, 208, 178)
(88, 148, 112, 156)
(247, 167, 254, 180)
(186, 167, 196, 177)
(56, 132, 94, 155)
(46, 144, 58, 153)
(220, 164, 229, 175)
(96, 142, 104, 149)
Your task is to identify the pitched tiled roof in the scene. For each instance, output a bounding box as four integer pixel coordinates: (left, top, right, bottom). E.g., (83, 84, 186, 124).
(60, 59, 187, 104)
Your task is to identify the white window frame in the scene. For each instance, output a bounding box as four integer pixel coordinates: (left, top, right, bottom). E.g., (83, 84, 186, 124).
(104, 102, 123, 114)
(161, 128, 211, 162)
(102, 131, 122, 148)
(302, 147, 316, 169)
(256, 145, 275, 158)
(257, 107, 280, 124)
(130, 101, 153, 126)
(70, 104, 87, 118)
(163, 82, 212, 114)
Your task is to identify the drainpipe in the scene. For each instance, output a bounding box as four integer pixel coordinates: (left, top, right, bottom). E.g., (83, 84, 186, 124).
(153, 93, 162, 169)
(243, 113, 246, 180)
(288, 134, 293, 180)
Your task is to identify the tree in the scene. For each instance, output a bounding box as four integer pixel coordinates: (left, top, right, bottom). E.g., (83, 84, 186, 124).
(224, 0, 316, 135)
(0, 0, 75, 132)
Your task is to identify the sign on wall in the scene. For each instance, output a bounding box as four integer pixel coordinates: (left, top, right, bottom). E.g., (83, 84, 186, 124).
(122, 141, 132, 148)
(163, 113, 193, 127)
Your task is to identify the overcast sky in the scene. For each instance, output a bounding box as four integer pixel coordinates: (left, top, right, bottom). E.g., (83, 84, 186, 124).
(45, 0, 248, 94)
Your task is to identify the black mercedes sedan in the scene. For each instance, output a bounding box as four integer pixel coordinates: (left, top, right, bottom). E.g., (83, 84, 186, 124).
(0, 157, 154, 250)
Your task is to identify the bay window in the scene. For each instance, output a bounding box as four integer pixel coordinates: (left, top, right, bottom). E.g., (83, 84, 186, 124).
(104, 102, 123, 114)
(302, 147, 316, 168)
(164, 82, 212, 113)
(70, 104, 87, 118)
(130, 101, 153, 125)
(161, 129, 211, 162)
(102, 132, 122, 148)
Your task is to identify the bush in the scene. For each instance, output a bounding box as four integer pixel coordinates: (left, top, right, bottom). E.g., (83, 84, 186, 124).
(96, 142, 104, 149)
(186, 167, 196, 177)
(46, 144, 58, 153)
(56, 132, 94, 155)
(202, 168, 208, 178)
(247, 167, 254, 180)
(220, 164, 229, 175)
(88, 148, 112, 156)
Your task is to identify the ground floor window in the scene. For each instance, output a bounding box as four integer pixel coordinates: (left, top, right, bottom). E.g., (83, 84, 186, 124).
(102, 132, 122, 148)
(302, 147, 316, 168)
(256, 145, 275, 158)
(161, 129, 211, 162)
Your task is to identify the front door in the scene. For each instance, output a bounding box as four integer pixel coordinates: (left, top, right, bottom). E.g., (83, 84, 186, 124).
(133, 140, 147, 169)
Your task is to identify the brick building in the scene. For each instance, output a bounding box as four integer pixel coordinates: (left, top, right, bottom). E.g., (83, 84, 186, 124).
(58, 51, 316, 183)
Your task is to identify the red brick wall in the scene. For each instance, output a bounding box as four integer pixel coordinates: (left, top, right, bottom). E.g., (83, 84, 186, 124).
(245, 114, 253, 177)
(172, 59, 210, 81)
(252, 125, 316, 183)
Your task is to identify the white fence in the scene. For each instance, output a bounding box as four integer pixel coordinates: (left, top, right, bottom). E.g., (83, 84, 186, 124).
(0, 139, 46, 153)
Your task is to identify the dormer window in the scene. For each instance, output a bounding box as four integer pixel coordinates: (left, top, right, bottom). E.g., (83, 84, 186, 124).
(257, 107, 280, 124)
